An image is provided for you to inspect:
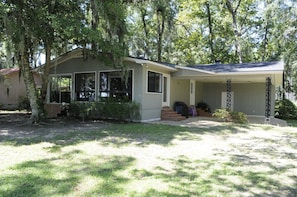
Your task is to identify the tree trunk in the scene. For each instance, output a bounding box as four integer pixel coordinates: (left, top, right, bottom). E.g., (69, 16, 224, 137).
(141, 8, 150, 59)
(41, 41, 51, 105)
(157, 10, 165, 62)
(19, 38, 40, 123)
(226, 0, 243, 63)
(206, 2, 215, 63)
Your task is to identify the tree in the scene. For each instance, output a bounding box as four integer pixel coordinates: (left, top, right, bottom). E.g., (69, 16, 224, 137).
(127, 0, 177, 62)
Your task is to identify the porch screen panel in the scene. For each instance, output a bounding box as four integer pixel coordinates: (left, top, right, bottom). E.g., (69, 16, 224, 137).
(50, 76, 72, 103)
(75, 72, 95, 101)
(99, 70, 133, 101)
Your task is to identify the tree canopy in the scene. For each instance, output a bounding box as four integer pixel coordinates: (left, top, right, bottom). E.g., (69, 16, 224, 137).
(0, 0, 296, 121)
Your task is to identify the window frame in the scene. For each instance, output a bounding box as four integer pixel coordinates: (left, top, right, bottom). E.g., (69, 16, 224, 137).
(74, 71, 96, 101)
(98, 69, 134, 101)
(48, 74, 72, 103)
(147, 70, 163, 94)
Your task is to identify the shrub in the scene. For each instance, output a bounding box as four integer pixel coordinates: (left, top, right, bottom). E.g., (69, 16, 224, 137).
(212, 108, 232, 122)
(68, 101, 140, 122)
(17, 96, 31, 111)
(230, 111, 248, 124)
(212, 108, 248, 124)
(275, 99, 297, 119)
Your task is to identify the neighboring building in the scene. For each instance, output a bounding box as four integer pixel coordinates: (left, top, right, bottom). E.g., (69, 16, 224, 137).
(0, 68, 42, 109)
(44, 49, 284, 122)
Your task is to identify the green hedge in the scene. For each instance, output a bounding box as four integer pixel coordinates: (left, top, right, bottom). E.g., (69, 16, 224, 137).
(68, 101, 140, 122)
(275, 99, 297, 119)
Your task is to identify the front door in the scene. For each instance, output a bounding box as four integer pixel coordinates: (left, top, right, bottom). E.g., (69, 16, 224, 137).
(162, 74, 170, 106)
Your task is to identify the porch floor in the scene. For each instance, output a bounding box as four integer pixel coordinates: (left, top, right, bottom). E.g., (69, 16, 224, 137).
(152, 116, 287, 127)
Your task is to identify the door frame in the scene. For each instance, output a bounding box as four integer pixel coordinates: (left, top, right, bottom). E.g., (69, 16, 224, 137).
(162, 74, 170, 107)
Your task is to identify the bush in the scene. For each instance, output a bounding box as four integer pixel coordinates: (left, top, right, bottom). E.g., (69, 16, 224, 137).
(230, 111, 248, 124)
(212, 108, 248, 124)
(68, 101, 140, 122)
(275, 99, 297, 119)
(17, 96, 31, 111)
(212, 108, 231, 122)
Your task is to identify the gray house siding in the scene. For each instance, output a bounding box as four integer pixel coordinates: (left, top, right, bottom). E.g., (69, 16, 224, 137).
(48, 56, 175, 121)
(202, 83, 275, 116)
(141, 66, 172, 121)
(170, 79, 190, 107)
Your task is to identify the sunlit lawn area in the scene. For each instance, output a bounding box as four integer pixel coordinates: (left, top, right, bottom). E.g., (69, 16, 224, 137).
(0, 120, 297, 196)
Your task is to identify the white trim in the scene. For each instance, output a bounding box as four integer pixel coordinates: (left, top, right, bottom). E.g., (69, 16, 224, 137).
(146, 70, 163, 94)
(162, 74, 170, 107)
(141, 118, 161, 122)
(125, 57, 177, 72)
(98, 69, 134, 101)
(175, 65, 215, 74)
(216, 70, 283, 75)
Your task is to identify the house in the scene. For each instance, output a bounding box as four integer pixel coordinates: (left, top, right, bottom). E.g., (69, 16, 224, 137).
(45, 48, 284, 122)
(0, 68, 42, 109)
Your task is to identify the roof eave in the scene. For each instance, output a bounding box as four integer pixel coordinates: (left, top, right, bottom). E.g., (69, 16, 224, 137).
(175, 65, 215, 74)
(125, 57, 177, 72)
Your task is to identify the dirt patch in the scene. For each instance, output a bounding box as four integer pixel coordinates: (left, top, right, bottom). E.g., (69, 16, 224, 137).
(0, 111, 108, 139)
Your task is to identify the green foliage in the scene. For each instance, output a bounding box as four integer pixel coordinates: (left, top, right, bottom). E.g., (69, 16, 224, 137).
(230, 111, 248, 124)
(275, 99, 297, 119)
(17, 96, 30, 111)
(212, 108, 248, 124)
(68, 101, 140, 122)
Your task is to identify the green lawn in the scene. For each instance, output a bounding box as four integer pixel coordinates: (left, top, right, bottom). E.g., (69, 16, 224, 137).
(0, 122, 297, 196)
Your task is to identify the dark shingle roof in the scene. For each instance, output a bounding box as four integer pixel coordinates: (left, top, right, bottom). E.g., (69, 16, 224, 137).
(187, 61, 284, 73)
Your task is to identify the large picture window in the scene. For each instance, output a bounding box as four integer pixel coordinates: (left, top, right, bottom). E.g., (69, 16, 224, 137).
(50, 75, 72, 103)
(75, 72, 95, 101)
(99, 70, 132, 101)
(148, 71, 162, 93)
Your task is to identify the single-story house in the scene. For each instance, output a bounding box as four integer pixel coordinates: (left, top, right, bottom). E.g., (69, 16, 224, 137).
(0, 68, 42, 109)
(45, 48, 284, 122)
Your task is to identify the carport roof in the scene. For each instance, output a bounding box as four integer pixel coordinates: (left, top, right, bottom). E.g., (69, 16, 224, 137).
(185, 61, 284, 74)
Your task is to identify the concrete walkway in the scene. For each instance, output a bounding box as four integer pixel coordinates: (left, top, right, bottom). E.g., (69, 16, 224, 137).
(152, 116, 288, 127)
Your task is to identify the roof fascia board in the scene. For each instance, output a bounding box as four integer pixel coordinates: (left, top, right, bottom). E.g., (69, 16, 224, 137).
(175, 65, 215, 74)
(125, 57, 177, 72)
(216, 70, 284, 75)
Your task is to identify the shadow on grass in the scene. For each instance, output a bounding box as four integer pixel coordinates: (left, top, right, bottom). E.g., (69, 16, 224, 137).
(0, 154, 135, 197)
(130, 155, 297, 196)
(1, 118, 249, 148)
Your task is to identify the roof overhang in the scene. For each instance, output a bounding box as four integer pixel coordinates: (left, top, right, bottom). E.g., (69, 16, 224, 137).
(173, 62, 284, 86)
(125, 57, 177, 72)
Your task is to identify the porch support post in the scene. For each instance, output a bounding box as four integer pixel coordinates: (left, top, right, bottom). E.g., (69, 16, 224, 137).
(265, 77, 272, 123)
(226, 79, 232, 110)
(190, 80, 196, 106)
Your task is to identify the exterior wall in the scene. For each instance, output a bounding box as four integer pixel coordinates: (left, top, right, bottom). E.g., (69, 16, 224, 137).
(0, 72, 41, 109)
(202, 82, 275, 116)
(49, 57, 173, 121)
(195, 82, 203, 104)
(170, 79, 190, 107)
(140, 65, 172, 121)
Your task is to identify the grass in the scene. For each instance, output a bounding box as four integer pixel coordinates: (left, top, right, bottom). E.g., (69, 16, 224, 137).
(0, 121, 297, 196)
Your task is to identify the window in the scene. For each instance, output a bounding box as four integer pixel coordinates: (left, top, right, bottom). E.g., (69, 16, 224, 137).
(50, 75, 72, 103)
(75, 72, 95, 101)
(148, 71, 162, 93)
(99, 70, 132, 101)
